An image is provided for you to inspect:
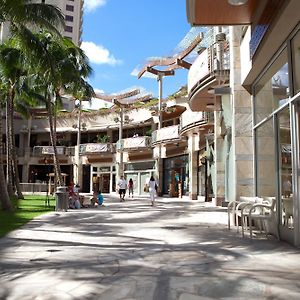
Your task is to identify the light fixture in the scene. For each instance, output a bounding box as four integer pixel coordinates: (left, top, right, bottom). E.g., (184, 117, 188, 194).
(206, 103, 215, 109)
(74, 99, 81, 108)
(228, 0, 248, 6)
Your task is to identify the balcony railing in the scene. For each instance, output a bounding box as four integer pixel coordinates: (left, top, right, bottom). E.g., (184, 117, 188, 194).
(188, 42, 230, 95)
(33, 146, 66, 156)
(180, 111, 214, 133)
(116, 136, 152, 151)
(152, 125, 180, 145)
(79, 143, 114, 155)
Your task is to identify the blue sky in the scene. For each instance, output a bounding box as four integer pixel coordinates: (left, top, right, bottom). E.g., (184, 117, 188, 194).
(81, 0, 192, 107)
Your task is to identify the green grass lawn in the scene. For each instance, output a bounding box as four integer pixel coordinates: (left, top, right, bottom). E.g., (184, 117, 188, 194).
(0, 195, 55, 238)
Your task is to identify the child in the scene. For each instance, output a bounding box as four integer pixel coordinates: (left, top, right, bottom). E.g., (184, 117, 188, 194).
(97, 190, 104, 206)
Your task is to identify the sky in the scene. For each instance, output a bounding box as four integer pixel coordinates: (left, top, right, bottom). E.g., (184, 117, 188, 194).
(81, 0, 192, 109)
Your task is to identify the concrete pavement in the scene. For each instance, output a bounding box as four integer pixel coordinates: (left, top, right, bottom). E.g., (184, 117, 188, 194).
(1, 194, 300, 299)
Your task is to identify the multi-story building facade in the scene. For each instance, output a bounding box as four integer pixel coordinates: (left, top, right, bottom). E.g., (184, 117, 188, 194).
(38, 0, 84, 46)
(186, 0, 300, 245)
(8, 97, 214, 201)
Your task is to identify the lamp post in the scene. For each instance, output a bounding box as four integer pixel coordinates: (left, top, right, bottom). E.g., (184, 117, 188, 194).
(74, 99, 82, 186)
(95, 89, 152, 188)
(113, 99, 125, 182)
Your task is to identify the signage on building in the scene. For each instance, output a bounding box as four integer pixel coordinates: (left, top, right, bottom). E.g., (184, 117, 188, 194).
(123, 136, 150, 149)
(80, 143, 109, 154)
(41, 146, 65, 155)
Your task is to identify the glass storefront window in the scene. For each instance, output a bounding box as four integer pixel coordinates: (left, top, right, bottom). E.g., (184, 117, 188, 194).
(278, 107, 293, 229)
(254, 49, 289, 124)
(292, 29, 300, 95)
(255, 119, 276, 197)
(163, 155, 189, 196)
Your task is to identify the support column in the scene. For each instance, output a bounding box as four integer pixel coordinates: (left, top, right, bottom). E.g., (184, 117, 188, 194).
(74, 100, 82, 186)
(214, 110, 226, 205)
(188, 134, 199, 200)
(230, 26, 254, 198)
(156, 74, 163, 193)
(116, 106, 124, 183)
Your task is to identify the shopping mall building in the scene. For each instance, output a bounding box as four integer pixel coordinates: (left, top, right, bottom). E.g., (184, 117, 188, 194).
(5, 0, 300, 245)
(10, 98, 213, 200)
(186, 0, 300, 245)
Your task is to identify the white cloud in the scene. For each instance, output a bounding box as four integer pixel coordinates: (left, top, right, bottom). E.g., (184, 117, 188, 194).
(94, 88, 105, 94)
(81, 41, 122, 66)
(84, 0, 107, 13)
(130, 66, 156, 79)
(82, 89, 113, 110)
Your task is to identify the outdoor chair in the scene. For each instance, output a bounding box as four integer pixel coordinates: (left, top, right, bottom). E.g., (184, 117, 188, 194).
(248, 197, 279, 239)
(237, 197, 263, 236)
(282, 197, 293, 228)
(227, 196, 258, 231)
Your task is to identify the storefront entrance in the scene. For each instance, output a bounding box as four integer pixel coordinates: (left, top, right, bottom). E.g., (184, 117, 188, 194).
(253, 26, 300, 245)
(124, 161, 155, 196)
(163, 155, 189, 197)
(91, 166, 115, 193)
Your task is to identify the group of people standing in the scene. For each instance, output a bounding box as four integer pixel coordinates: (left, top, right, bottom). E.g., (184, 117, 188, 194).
(117, 175, 158, 206)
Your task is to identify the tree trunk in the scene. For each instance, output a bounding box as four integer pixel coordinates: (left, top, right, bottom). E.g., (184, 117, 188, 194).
(48, 99, 63, 186)
(6, 94, 14, 197)
(0, 103, 13, 211)
(8, 87, 23, 199)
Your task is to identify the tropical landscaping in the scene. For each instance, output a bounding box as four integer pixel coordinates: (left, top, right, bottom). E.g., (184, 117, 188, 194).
(0, 194, 55, 238)
(0, 0, 94, 213)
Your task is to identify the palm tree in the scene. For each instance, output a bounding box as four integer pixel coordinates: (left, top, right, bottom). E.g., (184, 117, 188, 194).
(0, 43, 24, 198)
(0, 1, 64, 36)
(28, 32, 94, 186)
(0, 83, 12, 210)
(0, 1, 64, 208)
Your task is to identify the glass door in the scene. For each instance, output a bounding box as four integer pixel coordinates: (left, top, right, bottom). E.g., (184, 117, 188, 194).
(141, 172, 150, 196)
(292, 100, 300, 245)
(277, 107, 293, 235)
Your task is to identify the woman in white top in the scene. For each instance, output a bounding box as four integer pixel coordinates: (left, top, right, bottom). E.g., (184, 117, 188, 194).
(148, 176, 158, 206)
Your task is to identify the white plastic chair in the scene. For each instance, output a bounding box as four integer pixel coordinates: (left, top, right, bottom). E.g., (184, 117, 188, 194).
(282, 197, 293, 227)
(227, 196, 257, 232)
(239, 197, 263, 237)
(227, 197, 252, 230)
(249, 197, 279, 239)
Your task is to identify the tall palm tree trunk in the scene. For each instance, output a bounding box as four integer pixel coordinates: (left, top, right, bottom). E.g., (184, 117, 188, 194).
(47, 99, 63, 186)
(0, 103, 12, 211)
(6, 95, 14, 197)
(8, 87, 23, 199)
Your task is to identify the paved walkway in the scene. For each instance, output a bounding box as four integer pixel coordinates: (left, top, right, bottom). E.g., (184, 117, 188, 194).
(1, 195, 300, 300)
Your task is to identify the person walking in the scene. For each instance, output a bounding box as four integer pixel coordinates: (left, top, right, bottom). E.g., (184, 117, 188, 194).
(148, 176, 158, 206)
(128, 178, 134, 198)
(117, 175, 127, 202)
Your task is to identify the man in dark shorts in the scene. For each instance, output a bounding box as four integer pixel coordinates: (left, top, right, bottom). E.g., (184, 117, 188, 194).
(117, 175, 127, 202)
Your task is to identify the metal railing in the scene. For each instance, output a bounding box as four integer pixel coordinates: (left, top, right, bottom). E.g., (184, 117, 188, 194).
(180, 111, 214, 132)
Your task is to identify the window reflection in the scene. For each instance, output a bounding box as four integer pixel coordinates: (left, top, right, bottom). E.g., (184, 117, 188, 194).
(292, 29, 300, 95)
(254, 49, 289, 124)
(256, 119, 276, 197)
(278, 107, 293, 229)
